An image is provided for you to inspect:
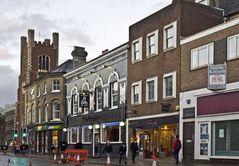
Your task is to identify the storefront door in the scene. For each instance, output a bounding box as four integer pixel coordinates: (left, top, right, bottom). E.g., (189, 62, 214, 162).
(93, 126, 100, 157)
(183, 122, 194, 160)
(198, 122, 210, 160)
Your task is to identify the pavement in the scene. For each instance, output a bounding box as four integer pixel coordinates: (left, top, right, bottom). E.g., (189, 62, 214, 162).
(1, 152, 239, 166)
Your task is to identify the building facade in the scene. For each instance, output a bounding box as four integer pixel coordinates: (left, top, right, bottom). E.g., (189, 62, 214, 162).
(180, 17, 239, 160)
(127, 0, 223, 160)
(64, 44, 128, 157)
(17, 29, 59, 143)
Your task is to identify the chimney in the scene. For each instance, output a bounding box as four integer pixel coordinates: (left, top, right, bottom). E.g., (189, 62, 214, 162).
(71, 46, 88, 68)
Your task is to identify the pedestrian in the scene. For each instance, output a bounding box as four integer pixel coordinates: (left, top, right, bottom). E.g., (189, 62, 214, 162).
(130, 139, 138, 164)
(103, 140, 113, 158)
(119, 143, 127, 164)
(50, 143, 56, 154)
(173, 135, 181, 165)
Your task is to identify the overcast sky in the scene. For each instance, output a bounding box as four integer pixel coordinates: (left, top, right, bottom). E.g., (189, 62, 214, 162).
(0, 0, 171, 108)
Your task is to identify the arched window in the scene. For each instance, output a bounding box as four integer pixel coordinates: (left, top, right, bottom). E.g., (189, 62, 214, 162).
(109, 73, 118, 108)
(81, 83, 90, 114)
(95, 80, 103, 111)
(38, 105, 41, 123)
(52, 100, 60, 120)
(43, 100, 48, 122)
(71, 89, 78, 115)
(38, 54, 50, 71)
(31, 104, 35, 124)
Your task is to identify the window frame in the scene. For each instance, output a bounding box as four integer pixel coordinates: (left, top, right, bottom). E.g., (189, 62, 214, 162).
(131, 37, 142, 63)
(227, 34, 239, 60)
(101, 122, 122, 144)
(52, 101, 60, 121)
(163, 21, 177, 51)
(110, 81, 118, 109)
(146, 76, 158, 102)
(52, 80, 60, 92)
(131, 81, 142, 105)
(163, 71, 176, 99)
(37, 85, 40, 97)
(146, 30, 158, 57)
(69, 127, 78, 144)
(95, 87, 103, 111)
(43, 82, 47, 95)
(82, 125, 93, 144)
(191, 42, 214, 70)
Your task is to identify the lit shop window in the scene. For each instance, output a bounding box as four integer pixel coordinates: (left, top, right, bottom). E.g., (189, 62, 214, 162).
(101, 122, 121, 143)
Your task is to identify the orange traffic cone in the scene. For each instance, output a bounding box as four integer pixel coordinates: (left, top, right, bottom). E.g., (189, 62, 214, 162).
(106, 156, 111, 166)
(152, 155, 157, 166)
(28, 160, 32, 166)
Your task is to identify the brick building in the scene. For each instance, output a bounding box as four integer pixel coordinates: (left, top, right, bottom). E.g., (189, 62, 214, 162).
(126, 0, 224, 160)
(180, 16, 239, 160)
(16, 29, 59, 143)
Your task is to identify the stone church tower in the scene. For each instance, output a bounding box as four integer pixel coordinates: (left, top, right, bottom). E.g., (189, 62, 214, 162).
(16, 29, 59, 142)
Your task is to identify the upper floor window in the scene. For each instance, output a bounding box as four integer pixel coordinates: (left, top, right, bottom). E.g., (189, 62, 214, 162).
(38, 55, 49, 71)
(37, 106, 41, 123)
(163, 71, 176, 99)
(43, 82, 47, 94)
(37, 85, 40, 97)
(131, 37, 142, 63)
(43, 100, 48, 122)
(109, 74, 118, 109)
(131, 81, 142, 105)
(191, 43, 214, 70)
(147, 30, 158, 57)
(26, 91, 29, 102)
(95, 80, 103, 111)
(52, 80, 60, 92)
(71, 89, 78, 115)
(81, 84, 89, 114)
(164, 21, 177, 51)
(146, 76, 158, 102)
(52, 101, 60, 120)
(227, 34, 239, 60)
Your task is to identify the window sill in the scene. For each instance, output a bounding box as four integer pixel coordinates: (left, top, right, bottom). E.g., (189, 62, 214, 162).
(227, 56, 239, 61)
(131, 102, 141, 106)
(163, 46, 176, 52)
(82, 142, 91, 144)
(50, 119, 61, 122)
(146, 53, 158, 58)
(146, 99, 157, 103)
(163, 96, 176, 101)
(51, 90, 60, 93)
(132, 59, 142, 64)
(95, 110, 102, 113)
(43, 92, 47, 95)
(191, 64, 209, 71)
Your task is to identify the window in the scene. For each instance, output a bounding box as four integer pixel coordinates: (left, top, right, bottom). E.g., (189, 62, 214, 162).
(101, 122, 121, 143)
(131, 81, 142, 105)
(37, 85, 40, 97)
(131, 37, 142, 63)
(164, 21, 177, 50)
(70, 127, 78, 144)
(227, 34, 239, 60)
(43, 82, 47, 94)
(212, 120, 239, 156)
(38, 55, 49, 71)
(38, 107, 41, 123)
(163, 71, 176, 98)
(81, 84, 89, 114)
(52, 101, 60, 120)
(43, 103, 48, 122)
(26, 91, 29, 102)
(146, 76, 158, 102)
(109, 74, 118, 109)
(95, 80, 103, 111)
(52, 80, 60, 92)
(71, 89, 78, 115)
(82, 126, 92, 143)
(147, 30, 158, 57)
(191, 43, 214, 69)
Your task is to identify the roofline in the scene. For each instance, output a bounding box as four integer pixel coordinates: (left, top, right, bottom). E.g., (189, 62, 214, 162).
(181, 17, 239, 45)
(64, 42, 128, 79)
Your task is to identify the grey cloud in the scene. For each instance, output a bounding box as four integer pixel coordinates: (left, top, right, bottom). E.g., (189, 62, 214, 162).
(0, 48, 14, 60)
(0, 65, 18, 107)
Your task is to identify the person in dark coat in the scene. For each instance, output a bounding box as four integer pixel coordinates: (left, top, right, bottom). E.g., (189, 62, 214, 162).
(173, 135, 181, 165)
(119, 144, 127, 164)
(103, 140, 113, 157)
(130, 140, 138, 164)
(61, 141, 68, 151)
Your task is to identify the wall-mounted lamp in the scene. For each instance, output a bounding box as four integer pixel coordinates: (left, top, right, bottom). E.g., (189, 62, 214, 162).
(88, 125, 93, 129)
(186, 99, 191, 104)
(63, 128, 67, 132)
(95, 124, 100, 129)
(120, 121, 125, 126)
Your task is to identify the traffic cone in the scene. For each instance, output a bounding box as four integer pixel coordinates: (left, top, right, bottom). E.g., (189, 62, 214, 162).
(28, 160, 32, 166)
(106, 156, 110, 166)
(152, 155, 157, 166)
(75, 154, 81, 166)
(53, 153, 57, 163)
(61, 153, 66, 164)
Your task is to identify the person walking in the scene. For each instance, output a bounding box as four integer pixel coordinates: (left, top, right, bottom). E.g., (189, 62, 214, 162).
(130, 139, 138, 164)
(103, 140, 113, 158)
(173, 135, 181, 165)
(119, 144, 127, 164)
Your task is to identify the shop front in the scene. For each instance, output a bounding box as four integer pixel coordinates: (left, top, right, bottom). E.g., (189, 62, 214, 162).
(128, 113, 179, 160)
(28, 124, 63, 154)
(67, 108, 126, 157)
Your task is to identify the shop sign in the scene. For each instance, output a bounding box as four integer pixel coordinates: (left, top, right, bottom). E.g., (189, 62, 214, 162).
(48, 125, 62, 130)
(208, 64, 226, 90)
(79, 93, 90, 108)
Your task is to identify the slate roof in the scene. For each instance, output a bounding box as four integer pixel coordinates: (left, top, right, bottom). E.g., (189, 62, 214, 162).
(51, 59, 73, 73)
(210, 0, 239, 16)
